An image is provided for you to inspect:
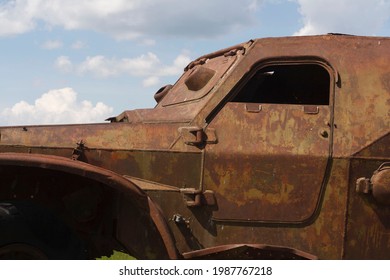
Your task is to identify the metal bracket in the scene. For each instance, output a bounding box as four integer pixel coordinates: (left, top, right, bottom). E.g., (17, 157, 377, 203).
(179, 127, 217, 146)
(180, 189, 216, 207)
(356, 177, 372, 194)
(245, 104, 262, 113)
(181, 188, 202, 207)
(178, 127, 204, 146)
(304, 105, 319, 114)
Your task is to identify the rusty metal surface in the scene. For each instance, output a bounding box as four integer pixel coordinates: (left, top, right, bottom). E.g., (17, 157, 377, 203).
(183, 244, 317, 260)
(370, 163, 390, 204)
(204, 102, 331, 222)
(344, 132, 390, 259)
(0, 123, 203, 189)
(161, 55, 237, 107)
(345, 159, 390, 259)
(124, 175, 180, 191)
(0, 34, 389, 259)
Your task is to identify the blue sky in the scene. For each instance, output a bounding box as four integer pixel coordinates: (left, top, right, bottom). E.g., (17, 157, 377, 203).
(1, 0, 390, 125)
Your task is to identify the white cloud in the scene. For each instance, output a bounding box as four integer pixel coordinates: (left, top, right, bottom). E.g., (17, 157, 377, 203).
(0, 0, 37, 36)
(0, 0, 260, 39)
(55, 56, 73, 72)
(139, 38, 156, 46)
(142, 76, 160, 87)
(71, 40, 87, 49)
(78, 55, 120, 77)
(61, 51, 191, 84)
(294, 0, 390, 36)
(248, 0, 262, 11)
(1, 88, 113, 125)
(119, 52, 161, 76)
(158, 53, 191, 76)
(41, 39, 62, 49)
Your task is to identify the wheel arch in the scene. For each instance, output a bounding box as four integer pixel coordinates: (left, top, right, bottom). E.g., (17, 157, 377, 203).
(0, 152, 179, 259)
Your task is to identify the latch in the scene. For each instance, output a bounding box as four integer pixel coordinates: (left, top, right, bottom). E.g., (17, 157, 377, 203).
(178, 126, 217, 147)
(356, 162, 390, 205)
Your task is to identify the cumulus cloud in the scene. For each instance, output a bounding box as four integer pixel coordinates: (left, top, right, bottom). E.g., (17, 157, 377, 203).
(55, 56, 73, 72)
(41, 39, 62, 49)
(159, 54, 191, 76)
(1, 88, 113, 125)
(76, 53, 163, 78)
(0, 0, 261, 39)
(294, 0, 390, 35)
(56, 51, 191, 86)
(0, 0, 37, 36)
(78, 55, 121, 77)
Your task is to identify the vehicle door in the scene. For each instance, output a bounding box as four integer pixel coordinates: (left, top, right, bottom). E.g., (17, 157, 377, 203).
(203, 60, 335, 223)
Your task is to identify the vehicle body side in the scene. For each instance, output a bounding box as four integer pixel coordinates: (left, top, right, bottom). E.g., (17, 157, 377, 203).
(0, 34, 388, 259)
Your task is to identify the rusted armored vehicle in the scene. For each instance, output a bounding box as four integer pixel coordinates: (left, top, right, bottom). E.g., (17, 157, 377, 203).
(0, 34, 389, 259)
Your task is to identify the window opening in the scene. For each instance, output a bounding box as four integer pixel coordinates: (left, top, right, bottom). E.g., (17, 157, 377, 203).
(232, 64, 330, 105)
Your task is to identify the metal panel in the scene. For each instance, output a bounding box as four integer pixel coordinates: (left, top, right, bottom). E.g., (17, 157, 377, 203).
(204, 102, 331, 222)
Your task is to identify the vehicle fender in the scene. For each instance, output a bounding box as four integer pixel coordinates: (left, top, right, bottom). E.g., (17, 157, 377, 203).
(0, 152, 179, 259)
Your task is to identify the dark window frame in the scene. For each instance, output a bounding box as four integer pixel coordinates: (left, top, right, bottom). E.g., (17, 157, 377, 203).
(230, 59, 334, 106)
